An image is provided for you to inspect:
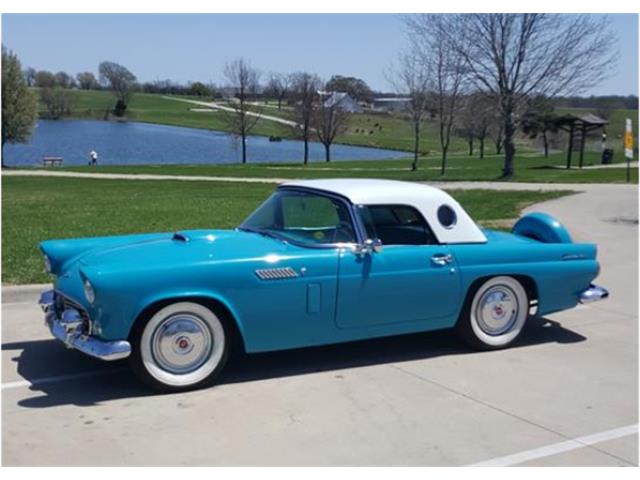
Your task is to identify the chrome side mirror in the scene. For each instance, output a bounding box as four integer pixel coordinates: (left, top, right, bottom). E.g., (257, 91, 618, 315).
(355, 238, 383, 256)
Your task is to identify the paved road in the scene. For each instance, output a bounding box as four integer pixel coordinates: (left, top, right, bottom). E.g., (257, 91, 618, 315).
(163, 96, 301, 128)
(4, 168, 637, 193)
(2, 184, 637, 466)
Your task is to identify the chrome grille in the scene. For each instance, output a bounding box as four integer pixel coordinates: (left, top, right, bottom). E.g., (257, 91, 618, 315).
(54, 291, 91, 332)
(255, 267, 299, 281)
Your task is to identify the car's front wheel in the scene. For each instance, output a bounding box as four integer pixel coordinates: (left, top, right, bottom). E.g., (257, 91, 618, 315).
(130, 301, 229, 392)
(457, 276, 528, 349)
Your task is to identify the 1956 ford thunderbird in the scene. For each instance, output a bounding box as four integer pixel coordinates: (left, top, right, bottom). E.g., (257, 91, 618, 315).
(39, 179, 608, 391)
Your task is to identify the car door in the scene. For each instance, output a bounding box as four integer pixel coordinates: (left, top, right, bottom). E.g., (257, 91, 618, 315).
(335, 204, 461, 329)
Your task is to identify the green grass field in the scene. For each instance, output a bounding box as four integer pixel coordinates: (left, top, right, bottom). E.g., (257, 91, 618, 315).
(40, 89, 472, 153)
(53, 150, 638, 183)
(40, 89, 638, 157)
(1, 176, 572, 284)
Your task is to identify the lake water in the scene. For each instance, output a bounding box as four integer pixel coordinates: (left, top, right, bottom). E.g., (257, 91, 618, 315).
(3, 120, 407, 166)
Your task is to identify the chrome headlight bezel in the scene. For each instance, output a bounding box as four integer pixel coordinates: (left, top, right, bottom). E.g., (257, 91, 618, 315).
(44, 255, 52, 274)
(83, 279, 95, 305)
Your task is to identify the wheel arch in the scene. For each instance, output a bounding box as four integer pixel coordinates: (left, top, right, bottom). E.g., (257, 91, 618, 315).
(459, 273, 539, 321)
(130, 293, 247, 353)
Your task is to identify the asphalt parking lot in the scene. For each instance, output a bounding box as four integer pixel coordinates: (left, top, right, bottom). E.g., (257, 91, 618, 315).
(2, 183, 638, 466)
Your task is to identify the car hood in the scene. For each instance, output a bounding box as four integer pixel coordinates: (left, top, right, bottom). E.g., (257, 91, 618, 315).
(41, 229, 287, 274)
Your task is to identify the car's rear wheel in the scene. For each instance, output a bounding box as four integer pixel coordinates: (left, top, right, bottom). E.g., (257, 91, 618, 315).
(130, 302, 229, 392)
(457, 276, 528, 349)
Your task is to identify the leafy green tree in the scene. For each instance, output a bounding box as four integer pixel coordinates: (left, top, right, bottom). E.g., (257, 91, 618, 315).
(2, 47, 38, 167)
(326, 75, 374, 103)
(76, 71, 99, 90)
(34, 70, 56, 88)
(40, 87, 73, 119)
(55, 71, 75, 89)
(189, 81, 211, 97)
(98, 61, 137, 117)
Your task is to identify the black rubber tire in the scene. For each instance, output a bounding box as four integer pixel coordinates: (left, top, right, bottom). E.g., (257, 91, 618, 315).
(129, 301, 230, 393)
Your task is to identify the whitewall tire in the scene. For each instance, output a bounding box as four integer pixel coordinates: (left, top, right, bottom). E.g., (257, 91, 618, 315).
(130, 302, 229, 391)
(458, 276, 528, 349)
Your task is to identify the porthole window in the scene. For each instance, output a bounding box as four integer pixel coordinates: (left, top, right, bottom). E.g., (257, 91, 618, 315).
(437, 205, 457, 229)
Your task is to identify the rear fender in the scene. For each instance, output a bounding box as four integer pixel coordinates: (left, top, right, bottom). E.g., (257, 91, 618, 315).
(512, 212, 572, 244)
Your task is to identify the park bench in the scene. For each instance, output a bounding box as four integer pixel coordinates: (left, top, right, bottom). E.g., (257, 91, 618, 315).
(42, 156, 63, 167)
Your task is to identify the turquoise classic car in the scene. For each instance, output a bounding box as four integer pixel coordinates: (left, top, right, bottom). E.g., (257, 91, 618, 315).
(39, 179, 608, 391)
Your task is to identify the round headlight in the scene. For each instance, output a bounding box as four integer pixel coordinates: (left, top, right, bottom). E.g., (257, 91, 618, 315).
(83, 279, 95, 304)
(44, 255, 52, 273)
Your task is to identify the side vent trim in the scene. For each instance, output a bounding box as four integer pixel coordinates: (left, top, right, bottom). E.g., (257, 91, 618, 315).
(255, 267, 299, 281)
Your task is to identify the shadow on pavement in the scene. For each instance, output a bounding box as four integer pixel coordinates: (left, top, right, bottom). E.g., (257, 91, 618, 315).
(3, 316, 585, 409)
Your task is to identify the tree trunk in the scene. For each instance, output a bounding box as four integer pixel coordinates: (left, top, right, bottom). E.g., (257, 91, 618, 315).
(1, 141, 5, 168)
(241, 134, 247, 164)
(502, 111, 516, 177)
(468, 137, 473, 156)
(440, 147, 448, 176)
(479, 136, 485, 159)
(543, 130, 549, 157)
(411, 121, 420, 171)
(325, 143, 331, 162)
(303, 137, 309, 165)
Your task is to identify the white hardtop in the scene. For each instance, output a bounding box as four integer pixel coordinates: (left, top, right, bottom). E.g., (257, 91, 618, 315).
(282, 179, 487, 244)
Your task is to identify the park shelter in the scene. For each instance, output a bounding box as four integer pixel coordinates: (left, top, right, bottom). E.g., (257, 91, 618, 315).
(555, 113, 609, 168)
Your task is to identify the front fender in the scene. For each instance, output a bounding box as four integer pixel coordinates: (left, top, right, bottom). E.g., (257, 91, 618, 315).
(129, 289, 246, 342)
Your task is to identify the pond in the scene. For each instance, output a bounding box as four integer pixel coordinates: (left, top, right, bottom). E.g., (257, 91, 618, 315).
(3, 120, 407, 166)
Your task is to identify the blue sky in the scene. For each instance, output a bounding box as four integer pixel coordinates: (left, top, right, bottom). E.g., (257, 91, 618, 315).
(2, 13, 638, 95)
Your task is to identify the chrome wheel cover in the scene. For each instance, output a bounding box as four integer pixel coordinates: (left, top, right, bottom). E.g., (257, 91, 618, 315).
(151, 313, 213, 374)
(475, 285, 519, 336)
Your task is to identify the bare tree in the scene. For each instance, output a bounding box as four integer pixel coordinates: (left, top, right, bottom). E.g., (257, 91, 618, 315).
(405, 15, 466, 175)
(265, 73, 291, 110)
(458, 92, 502, 158)
(222, 58, 262, 164)
(432, 13, 615, 177)
(521, 96, 558, 158)
(290, 72, 321, 164)
(23, 67, 36, 87)
(388, 51, 431, 171)
(456, 97, 480, 156)
(313, 90, 352, 162)
(99, 61, 137, 116)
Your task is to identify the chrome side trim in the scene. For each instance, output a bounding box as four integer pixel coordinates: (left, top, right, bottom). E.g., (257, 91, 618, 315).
(579, 284, 610, 304)
(255, 267, 299, 280)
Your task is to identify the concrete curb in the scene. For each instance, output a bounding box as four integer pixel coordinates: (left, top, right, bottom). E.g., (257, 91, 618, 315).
(2, 284, 50, 304)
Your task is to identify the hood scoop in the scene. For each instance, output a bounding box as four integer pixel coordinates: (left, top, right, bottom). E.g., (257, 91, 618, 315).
(172, 232, 190, 242)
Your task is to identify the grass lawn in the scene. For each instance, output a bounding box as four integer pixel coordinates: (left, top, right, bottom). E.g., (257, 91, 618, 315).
(53, 151, 638, 184)
(41, 89, 469, 153)
(2, 176, 572, 284)
(32, 89, 638, 174)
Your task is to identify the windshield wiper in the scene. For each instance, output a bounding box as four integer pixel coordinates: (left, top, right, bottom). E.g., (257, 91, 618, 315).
(237, 226, 284, 242)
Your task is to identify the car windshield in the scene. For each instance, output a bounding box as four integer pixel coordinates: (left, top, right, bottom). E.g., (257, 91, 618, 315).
(240, 189, 356, 245)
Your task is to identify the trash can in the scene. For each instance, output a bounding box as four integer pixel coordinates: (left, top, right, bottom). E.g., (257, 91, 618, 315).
(602, 148, 614, 164)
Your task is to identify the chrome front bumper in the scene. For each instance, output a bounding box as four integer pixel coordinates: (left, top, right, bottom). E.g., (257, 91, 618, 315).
(39, 290, 131, 361)
(579, 284, 610, 304)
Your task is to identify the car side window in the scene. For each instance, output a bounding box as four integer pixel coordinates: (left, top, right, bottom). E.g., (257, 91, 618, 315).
(358, 204, 437, 245)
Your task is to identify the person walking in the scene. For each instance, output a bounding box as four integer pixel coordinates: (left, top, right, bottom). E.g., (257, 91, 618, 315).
(89, 149, 98, 166)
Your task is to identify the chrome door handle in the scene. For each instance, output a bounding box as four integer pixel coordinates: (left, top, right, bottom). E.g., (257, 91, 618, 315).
(431, 254, 453, 266)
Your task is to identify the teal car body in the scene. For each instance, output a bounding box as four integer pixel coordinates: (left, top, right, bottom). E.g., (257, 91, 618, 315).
(38, 179, 607, 369)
